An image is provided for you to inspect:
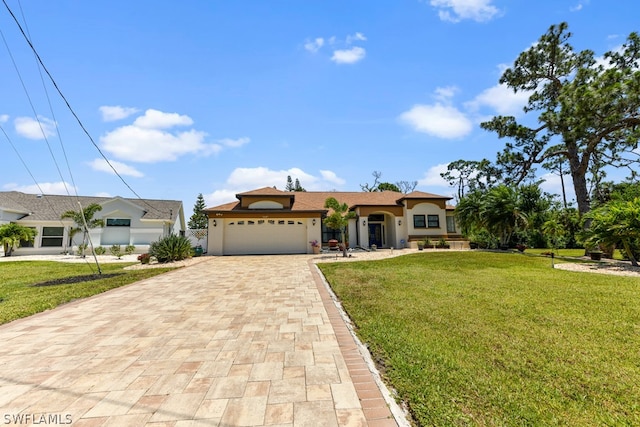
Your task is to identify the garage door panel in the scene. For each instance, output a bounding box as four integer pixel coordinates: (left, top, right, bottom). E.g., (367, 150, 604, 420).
(223, 219, 307, 255)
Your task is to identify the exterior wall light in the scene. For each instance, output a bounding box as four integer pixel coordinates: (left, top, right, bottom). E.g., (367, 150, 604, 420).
(213, 219, 217, 227)
(398, 219, 402, 226)
(362, 220, 366, 226)
(312, 219, 316, 226)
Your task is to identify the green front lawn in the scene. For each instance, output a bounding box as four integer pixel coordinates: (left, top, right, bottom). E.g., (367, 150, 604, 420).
(0, 261, 177, 325)
(319, 252, 640, 426)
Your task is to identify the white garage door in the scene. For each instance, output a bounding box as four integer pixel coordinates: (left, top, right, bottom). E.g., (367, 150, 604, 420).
(223, 218, 307, 255)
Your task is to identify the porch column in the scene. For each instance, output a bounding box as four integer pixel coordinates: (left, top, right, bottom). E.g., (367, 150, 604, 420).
(358, 216, 369, 248)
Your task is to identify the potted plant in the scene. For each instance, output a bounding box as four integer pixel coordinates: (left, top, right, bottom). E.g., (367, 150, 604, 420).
(309, 240, 321, 254)
(417, 240, 425, 250)
(589, 249, 603, 261)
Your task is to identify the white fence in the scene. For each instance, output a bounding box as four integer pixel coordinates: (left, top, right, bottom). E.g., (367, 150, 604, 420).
(186, 229, 208, 250)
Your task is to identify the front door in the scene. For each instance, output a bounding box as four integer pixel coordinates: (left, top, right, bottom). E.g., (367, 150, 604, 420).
(368, 223, 383, 247)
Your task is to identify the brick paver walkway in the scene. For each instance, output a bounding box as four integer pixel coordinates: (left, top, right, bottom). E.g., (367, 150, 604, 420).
(0, 255, 404, 426)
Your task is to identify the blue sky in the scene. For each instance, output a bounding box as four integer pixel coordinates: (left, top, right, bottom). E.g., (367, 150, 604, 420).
(1, 0, 638, 216)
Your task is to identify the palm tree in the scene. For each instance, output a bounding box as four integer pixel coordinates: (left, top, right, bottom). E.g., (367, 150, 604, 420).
(481, 185, 528, 248)
(323, 197, 356, 257)
(0, 223, 37, 256)
(60, 203, 104, 257)
(583, 199, 640, 267)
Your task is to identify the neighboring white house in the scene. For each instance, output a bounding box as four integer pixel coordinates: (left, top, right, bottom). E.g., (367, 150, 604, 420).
(0, 191, 185, 255)
(205, 187, 463, 255)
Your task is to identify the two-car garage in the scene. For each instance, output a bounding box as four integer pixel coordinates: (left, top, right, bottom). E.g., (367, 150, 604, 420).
(222, 218, 309, 255)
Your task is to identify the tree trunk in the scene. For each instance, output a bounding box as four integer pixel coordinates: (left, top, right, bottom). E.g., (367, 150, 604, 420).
(566, 146, 591, 217)
(623, 241, 639, 267)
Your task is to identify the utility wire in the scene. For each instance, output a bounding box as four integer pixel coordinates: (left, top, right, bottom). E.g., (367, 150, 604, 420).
(1, 0, 164, 216)
(0, 25, 71, 201)
(14, 0, 97, 272)
(17, 0, 79, 203)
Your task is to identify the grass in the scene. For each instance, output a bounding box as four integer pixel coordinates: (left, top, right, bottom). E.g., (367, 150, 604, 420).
(318, 251, 640, 426)
(0, 261, 177, 325)
(525, 247, 625, 260)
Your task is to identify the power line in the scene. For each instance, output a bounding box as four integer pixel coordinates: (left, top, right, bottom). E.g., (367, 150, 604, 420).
(1, 0, 163, 216)
(17, 0, 79, 200)
(0, 25, 71, 199)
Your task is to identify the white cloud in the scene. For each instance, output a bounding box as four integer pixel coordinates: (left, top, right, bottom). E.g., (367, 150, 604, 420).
(133, 109, 194, 129)
(99, 105, 139, 122)
(539, 172, 576, 203)
(466, 83, 531, 116)
(331, 46, 366, 64)
(0, 114, 8, 123)
(218, 137, 250, 148)
(430, 0, 500, 23)
(346, 32, 367, 44)
(101, 126, 210, 162)
(320, 170, 346, 186)
(570, 1, 588, 12)
(307, 33, 367, 64)
(14, 116, 56, 140)
(399, 104, 473, 139)
(2, 181, 76, 195)
(100, 109, 243, 163)
(434, 86, 460, 102)
(418, 163, 451, 188)
(88, 158, 144, 177)
(204, 167, 345, 207)
(304, 37, 325, 53)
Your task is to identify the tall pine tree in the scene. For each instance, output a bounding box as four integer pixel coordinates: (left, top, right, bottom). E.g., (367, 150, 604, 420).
(188, 193, 208, 229)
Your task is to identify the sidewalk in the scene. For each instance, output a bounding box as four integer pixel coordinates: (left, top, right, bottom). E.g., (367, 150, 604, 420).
(0, 253, 409, 426)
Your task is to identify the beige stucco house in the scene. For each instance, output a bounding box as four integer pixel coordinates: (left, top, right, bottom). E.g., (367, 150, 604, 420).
(205, 187, 462, 255)
(0, 191, 185, 255)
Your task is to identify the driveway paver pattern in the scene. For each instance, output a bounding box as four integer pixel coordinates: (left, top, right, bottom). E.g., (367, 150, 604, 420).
(0, 255, 404, 426)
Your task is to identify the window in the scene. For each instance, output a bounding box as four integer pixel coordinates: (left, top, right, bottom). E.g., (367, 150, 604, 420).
(413, 215, 426, 228)
(20, 227, 36, 247)
(106, 218, 131, 227)
(41, 227, 64, 247)
(446, 216, 456, 233)
(427, 215, 440, 228)
(321, 223, 342, 243)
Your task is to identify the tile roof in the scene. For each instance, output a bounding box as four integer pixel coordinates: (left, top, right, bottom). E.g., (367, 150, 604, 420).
(0, 191, 182, 222)
(206, 189, 452, 212)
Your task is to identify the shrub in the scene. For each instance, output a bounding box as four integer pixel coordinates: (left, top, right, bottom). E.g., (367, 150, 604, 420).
(137, 253, 151, 264)
(125, 244, 136, 255)
(110, 245, 122, 259)
(149, 234, 192, 263)
(94, 246, 106, 255)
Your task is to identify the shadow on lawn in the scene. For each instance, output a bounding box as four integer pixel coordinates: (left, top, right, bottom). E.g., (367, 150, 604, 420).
(32, 273, 123, 287)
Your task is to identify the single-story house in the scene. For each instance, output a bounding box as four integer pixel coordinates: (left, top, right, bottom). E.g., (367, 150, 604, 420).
(205, 187, 463, 255)
(0, 191, 185, 255)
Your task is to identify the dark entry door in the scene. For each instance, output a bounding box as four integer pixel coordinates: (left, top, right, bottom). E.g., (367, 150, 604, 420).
(368, 223, 383, 247)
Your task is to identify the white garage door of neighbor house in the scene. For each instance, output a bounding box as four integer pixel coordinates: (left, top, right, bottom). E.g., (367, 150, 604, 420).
(223, 219, 308, 255)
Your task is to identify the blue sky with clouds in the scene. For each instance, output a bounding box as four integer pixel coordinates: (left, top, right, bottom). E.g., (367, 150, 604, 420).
(1, 0, 638, 214)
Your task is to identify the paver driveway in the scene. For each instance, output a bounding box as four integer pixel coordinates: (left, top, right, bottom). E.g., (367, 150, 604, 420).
(0, 255, 401, 426)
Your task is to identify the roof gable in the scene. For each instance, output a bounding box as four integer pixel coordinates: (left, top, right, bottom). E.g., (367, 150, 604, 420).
(206, 188, 452, 213)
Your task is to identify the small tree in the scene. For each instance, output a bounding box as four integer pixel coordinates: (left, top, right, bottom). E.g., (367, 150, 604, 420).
(323, 197, 356, 257)
(285, 175, 294, 191)
(582, 199, 640, 267)
(294, 178, 306, 192)
(188, 193, 208, 230)
(0, 223, 37, 256)
(60, 203, 104, 257)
